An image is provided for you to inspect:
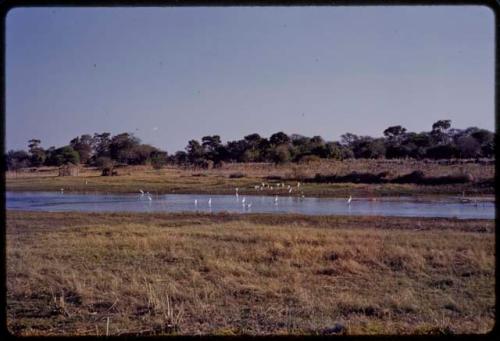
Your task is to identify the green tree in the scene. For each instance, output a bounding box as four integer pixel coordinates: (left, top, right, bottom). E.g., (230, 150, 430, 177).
(270, 144, 291, 164)
(269, 131, 290, 146)
(186, 140, 205, 163)
(150, 150, 168, 169)
(28, 139, 46, 167)
(45, 146, 80, 166)
(70, 134, 95, 164)
(109, 133, 141, 163)
(93, 132, 112, 159)
(5, 150, 30, 171)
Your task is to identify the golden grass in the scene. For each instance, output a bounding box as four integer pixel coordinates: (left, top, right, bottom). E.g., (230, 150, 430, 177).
(6, 211, 495, 335)
(5, 159, 495, 197)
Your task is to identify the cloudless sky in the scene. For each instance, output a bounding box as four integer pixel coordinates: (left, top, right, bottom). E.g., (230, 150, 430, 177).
(6, 6, 495, 153)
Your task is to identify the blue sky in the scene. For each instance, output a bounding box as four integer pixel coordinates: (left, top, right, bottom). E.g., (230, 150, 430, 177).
(6, 6, 495, 153)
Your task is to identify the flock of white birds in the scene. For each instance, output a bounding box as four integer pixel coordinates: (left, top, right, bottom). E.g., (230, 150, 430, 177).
(132, 181, 354, 210)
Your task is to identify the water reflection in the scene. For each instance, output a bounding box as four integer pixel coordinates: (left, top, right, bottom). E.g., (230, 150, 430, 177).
(6, 191, 494, 220)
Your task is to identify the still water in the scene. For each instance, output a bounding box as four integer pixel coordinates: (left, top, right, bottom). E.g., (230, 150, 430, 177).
(6, 191, 494, 219)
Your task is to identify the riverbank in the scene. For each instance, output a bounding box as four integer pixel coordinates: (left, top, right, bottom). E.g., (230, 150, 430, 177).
(5, 160, 495, 198)
(7, 211, 494, 335)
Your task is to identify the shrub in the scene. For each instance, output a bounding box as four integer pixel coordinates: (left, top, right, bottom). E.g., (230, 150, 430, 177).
(298, 155, 321, 164)
(229, 172, 246, 178)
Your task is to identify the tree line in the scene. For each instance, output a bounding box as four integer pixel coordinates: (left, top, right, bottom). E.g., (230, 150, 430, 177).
(4, 120, 495, 171)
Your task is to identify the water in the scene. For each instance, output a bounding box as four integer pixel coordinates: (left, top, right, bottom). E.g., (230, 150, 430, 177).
(6, 191, 494, 219)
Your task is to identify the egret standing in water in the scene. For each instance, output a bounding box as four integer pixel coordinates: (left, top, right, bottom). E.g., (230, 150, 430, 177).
(242, 197, 246, 205)
(194, 199, 198, 207)
(347, 195, 352, 205)
(274, 195, 279, 205)
(208, 198, 212, 207)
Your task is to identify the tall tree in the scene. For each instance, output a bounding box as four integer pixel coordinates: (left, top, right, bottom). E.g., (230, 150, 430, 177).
(27, 139, 46, 167)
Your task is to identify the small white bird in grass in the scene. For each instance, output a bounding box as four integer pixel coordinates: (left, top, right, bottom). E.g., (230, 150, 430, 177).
(208, 198, 212, 206)
(347, 195, 352, 205)
(85, 180, 88, 185)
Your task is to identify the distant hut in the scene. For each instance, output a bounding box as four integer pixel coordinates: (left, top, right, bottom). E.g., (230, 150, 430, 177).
(58, 164, 80, 177)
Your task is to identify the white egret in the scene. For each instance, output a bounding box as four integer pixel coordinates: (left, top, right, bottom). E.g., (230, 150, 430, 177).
(194, 199, 198, 206)
(242, 197, 246, 204)
(347, 195, 352, 205)
(274, 195, 278, 204)
(297, 182, 301, 188)
(85, 180, 88, 185)
(60, 188, 64, 194)
(208, 198, 212, 206)
(247, 203, 252, 209)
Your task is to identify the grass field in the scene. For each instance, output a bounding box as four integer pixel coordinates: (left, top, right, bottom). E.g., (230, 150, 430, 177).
(5, 159, 495, 197)
(6, 210, 495, 335)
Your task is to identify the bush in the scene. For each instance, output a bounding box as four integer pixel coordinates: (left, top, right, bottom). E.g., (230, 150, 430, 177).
(266, 175, 283, 180)
(229, 172, 246, 178)
(94, 156, 114, 170)
(308, 172, 389, 184)
(392, 170, 425, 184)
(150, 151, 168, 170)
(298, 155, 321, 164)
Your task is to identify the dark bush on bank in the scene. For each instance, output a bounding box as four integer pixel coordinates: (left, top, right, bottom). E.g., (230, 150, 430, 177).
(229, 172, 246, 178)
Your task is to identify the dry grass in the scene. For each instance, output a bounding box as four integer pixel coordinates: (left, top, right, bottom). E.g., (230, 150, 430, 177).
(6, 211, 495, 335)
(6, 159, 495, 197)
